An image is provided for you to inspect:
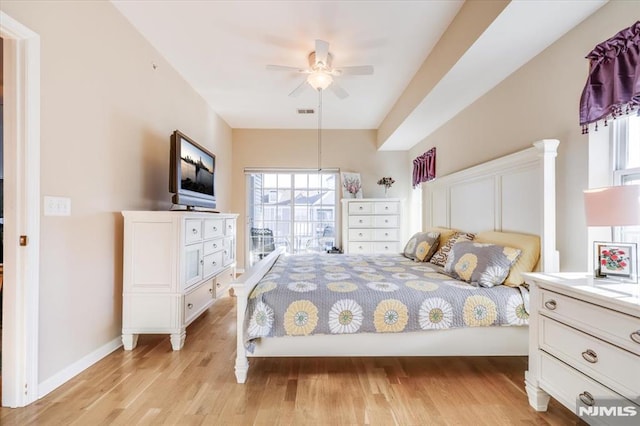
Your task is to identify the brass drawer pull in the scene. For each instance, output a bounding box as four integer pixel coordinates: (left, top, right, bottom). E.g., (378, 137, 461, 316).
(630, 331, 640, 344)
(544, 300, 557, 310)
(579, 391, 595, 407)
(581, 349, 598, 364)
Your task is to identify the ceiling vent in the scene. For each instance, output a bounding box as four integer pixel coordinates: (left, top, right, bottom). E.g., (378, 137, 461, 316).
(297, 108, 315, 115)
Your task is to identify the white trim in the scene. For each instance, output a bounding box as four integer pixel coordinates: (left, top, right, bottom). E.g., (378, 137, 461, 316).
(38, 338, 122, 399)
(1, 11, 41, 408)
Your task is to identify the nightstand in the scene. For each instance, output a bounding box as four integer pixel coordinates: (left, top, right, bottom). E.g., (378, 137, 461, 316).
(523, 272, 640, 421)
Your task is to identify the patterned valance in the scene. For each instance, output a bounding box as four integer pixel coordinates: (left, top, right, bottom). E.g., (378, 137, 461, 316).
(580, 21, 640, 134)
(412, 147, 436, 188)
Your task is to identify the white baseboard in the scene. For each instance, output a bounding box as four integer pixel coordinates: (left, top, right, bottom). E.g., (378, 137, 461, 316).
(38, 337, 122, 399)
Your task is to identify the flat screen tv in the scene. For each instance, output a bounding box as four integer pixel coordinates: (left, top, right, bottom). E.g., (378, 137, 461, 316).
(169, 130, 216, 210)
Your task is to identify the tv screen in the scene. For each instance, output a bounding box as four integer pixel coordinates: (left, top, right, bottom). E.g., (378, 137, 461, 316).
(170, 130, 217, 210)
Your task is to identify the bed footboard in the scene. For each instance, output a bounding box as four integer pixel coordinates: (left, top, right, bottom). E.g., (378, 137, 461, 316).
(231, 247, 285, 383)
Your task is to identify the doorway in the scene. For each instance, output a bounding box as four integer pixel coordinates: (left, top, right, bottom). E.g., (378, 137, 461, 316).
(1, 12, 41, 408)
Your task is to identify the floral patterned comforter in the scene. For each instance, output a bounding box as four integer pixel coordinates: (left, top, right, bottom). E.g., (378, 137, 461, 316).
(244, 253, 529, 351)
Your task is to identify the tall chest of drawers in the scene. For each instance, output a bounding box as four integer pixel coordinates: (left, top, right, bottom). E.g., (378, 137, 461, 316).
(523, 273, 640, 422)
(341, 198, 402, 254)
(121, 210, 238, 351)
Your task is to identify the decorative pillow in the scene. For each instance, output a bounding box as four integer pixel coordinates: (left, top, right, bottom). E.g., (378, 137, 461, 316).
(429, 231, 475, 267)
(474, 231, 540, 287)
(427, 227, 457, 252)
(403, 231, 440, 262)
(444, 241, 522, 287)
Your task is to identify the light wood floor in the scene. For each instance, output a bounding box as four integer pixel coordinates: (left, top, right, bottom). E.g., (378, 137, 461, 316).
(1, 295, 584, 425)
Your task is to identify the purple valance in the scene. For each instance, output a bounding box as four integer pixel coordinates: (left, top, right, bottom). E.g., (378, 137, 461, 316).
(579, 21, 640, 133)
(412, 147, 436, 188)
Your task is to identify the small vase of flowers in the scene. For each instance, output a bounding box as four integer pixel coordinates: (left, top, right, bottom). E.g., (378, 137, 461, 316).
(377, 176, 395, 197)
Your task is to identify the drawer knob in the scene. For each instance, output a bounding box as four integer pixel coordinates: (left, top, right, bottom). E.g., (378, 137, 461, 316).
(385, 206, 389, 210)
(192, 228, 198, 234)
(209, 288, 213, 293)
(358, 233, 363, 237)
(581, 349, 598, 364)
(359, 206, 363, 210)
(187, 303, 193, 309)
(630, 330, 640, 344)
(359, 220, 363, 223)
(385, 219, 389, 223)
(212, 261, 217, 266)
(213, 226, 218, 231)
(200, 259, 204, 265)
(385, 232, 389, 236)
(578, 391, 595, 407)
(544, 300, 557, 310)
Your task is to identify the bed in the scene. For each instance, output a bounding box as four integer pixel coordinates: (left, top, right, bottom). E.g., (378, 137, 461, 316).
(232, 139, 560, 384)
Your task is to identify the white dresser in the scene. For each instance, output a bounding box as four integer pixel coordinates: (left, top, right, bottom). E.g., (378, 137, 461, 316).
(121, 210, 238, 350)
(341, 198, 402, 254)
(523, 273, 640, 422)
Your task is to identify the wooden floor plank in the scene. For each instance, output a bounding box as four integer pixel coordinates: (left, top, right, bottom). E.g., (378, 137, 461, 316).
(1, 295, 584, 425)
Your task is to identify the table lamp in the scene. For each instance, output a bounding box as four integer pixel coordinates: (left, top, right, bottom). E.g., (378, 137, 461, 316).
(584, 184, 640, 282)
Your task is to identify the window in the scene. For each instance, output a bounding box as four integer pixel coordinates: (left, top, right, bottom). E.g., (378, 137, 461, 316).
(613, 113, 640, 244)
(246, 170, 338, 266)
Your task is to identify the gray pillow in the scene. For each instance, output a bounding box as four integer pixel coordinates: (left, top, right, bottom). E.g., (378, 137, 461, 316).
(403, 231, 440, 262)
(444, 241, 521, 287)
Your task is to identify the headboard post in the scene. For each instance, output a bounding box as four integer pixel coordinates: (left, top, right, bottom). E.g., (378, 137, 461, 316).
(423, 139, 559, 273)
(533, 139, 560, 273)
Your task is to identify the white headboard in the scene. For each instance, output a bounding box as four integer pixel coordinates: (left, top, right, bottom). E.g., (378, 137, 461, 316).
(423, 139, 559, 273)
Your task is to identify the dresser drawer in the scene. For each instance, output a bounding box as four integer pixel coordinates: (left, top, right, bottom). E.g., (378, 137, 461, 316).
(374, 202, 399, 215)
(203, 237, 224, 256)
(349, 202, 373, 214)
(373, 242, 400, 253)
(373, 228, 399, 241)
(203, 218, 224, 239)
(539, 316, 640, 400)
(373, 215, 399, 228)
(349, 229, 373, 241)
(348, 242, 374, 254)
(540, 289, 640, 355)
(225, 218, 236, 236)
(184, 219, 203, 244)
(538, 351, 637, 415)
(349, 215, 373, 228)
(203, 251, 224, 278)
(184, 279, 214, 324)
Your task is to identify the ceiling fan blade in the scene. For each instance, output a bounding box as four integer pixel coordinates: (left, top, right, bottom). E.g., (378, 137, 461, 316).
(266, 64, 309, 73)
(315, 39, 330, 67)
(328, 81, 349, 99)
(333, 65, 374, 76)
(288, 79, 309, 97)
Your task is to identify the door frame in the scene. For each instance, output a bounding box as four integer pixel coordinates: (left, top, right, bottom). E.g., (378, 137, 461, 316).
(1, 11, 41, 407)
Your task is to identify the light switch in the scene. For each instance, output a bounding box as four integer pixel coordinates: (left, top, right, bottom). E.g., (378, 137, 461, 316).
(44, 196, 71, 216)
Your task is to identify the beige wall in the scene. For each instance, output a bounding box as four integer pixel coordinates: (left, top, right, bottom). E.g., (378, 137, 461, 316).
(232, 129, 411, 268)
(408, 0, 640, 272)
(1, 1, 232, 383)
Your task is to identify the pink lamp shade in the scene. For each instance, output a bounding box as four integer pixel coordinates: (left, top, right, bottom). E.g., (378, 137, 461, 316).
(584, 184, 640, 226)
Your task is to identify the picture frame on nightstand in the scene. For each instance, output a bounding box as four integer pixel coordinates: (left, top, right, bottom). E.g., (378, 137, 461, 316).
(594, 241, 637, 283)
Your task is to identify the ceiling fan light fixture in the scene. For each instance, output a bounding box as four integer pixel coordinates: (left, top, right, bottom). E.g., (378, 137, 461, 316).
(307, 71, 332, 91)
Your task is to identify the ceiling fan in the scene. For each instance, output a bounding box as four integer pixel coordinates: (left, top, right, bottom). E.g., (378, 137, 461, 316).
(266, 39, 374, 99)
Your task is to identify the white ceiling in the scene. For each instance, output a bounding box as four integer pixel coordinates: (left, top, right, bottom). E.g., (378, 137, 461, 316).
(112, 0, 607, 151)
